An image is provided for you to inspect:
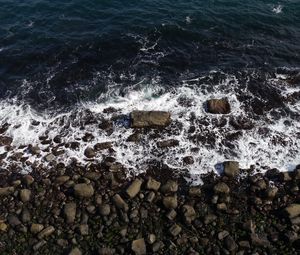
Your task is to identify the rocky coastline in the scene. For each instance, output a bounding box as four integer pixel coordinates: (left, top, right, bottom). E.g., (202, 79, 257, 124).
(0, 103, 300, 254)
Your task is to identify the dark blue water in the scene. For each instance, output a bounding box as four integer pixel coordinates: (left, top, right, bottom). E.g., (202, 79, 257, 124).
(0, 0, 300, 111)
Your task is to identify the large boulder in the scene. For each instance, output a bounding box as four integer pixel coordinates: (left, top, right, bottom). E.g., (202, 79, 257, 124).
(206, 98, 231, 114)
(130, 111, 171, 128)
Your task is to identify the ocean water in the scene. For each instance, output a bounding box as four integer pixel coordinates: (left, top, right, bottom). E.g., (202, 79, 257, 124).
(0, 0, 300, 181)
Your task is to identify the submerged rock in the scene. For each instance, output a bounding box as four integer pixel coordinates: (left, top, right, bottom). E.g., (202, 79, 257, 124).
(206, 98, 231, 114)
(130, 111, 171, 128)
(84, 147, 96, 158)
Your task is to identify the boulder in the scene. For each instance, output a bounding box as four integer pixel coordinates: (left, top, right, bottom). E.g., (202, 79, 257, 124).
(157, 139, 179, 148)
(223, 161, 239, 177)
(74, 183, 94, 198)
(132, 238, 146, 255)
(84, 147, 96, 158)
(146, 177, 161, 191)
(126, 179, 143, 198)
(163, 196, 178, 209)
(206, 98, 231, 114)
(284, 204, 300, 218)
(161, 180, 178, 194)
(131, 111, 171, 128)
(94, 142, 112, 151)
(214, 182, 230, 194)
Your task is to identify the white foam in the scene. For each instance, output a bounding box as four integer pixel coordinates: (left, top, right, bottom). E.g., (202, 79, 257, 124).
(272, 4, 283, 14)
(0, 72, 299, 183)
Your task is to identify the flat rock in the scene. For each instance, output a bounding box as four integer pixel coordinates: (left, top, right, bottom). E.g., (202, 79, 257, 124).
(74, 183, 94, 198)
(132, 238, 146, 255)
(131, 111, 171, 128)
(126, 179, 143, 198)
(206, 98, 231, 114)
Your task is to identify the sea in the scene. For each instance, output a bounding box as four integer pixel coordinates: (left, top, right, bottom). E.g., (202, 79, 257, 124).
(0, 0, 300, 182)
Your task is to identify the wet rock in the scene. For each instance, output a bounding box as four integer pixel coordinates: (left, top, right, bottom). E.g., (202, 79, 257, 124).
(229, 117, 254, 130)
(131, 111, 171, 128)
(214, 182, 230, 194)
(189, 187, 201, 197)
(223, 161, 239, 177)
(0, 186, 15, 197)
(127, 132, 141, 143)
(20, 189, 31, 202)
(56, 176, 70, 185)
(163, 196, 178, 209)
(113, 194, 129, 211)
(146, 177, 161, 191)
(161, 180, 178, 194)
(37, 226, 55, 239)
(69, 247, 82, 255)
(284, 204, 300, 218)
(126, 179, 143, 198)
(30, 223, 44, 234)
(64, 202, 77, 224)
(183, 156, 194, 165)
(74, 183, 94, 198)
(131, 238, 146, 255)
(265, 186, 278, 199)
(8, 215, 21, 227)
(206, 98, 231, 114)
(0, 136, 13, 146)
(169, 224, 182, 236)
(99, 204, 111, 216)
(157, 139, 179, 148)
(23, 175, 34, 186)
(84, 147, 96, 158)
(182, 205, 196, 223)
(94, 142, 112, 151)
(44, 153, 55, 162)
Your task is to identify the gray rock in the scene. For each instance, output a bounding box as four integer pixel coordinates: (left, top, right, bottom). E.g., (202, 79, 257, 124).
(214, 182, 230, 194)
(99, 204, 111, 216)
(126, 179, 143, 198)
(84, 147, 96, 158)
(0, 186, 15, 197)
(206, 98, 231, 114)
(161, 180, 178, 194)
(20, 189, 31, 202)
(64, 202, 77, 224)
(284, 204, 300, 218)
(30, 223, 44, 234)
(146, 177, 161, 191)
(113, 194, 129, 211)
(223, 161, 239, 177)
(163, 196, 178, 209)
(74, 183, 94, 198)
(131, 111, 171, 128)
(37, 226, 55, 239)
(169, 224, 182, 236)
(131, 238, 146, 255)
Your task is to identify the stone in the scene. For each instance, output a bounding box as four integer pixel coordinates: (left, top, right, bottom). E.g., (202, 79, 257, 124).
(85, 172, 101, 181)
(166, 209, 177, 221)
(131, 238, 146, 255)
(44, 153, 55, 162)
(64, 202, 77, 224)
(98, 247, 115, 255)
(31, 223, 44, 234)
(183, 156, 194, 165)
(204, 213, 217, 224)
(126, 179, 143, 198)
(265, 186, 278, 199)
(131, 111, 171, 128)
(33, 240, 46, 251)
(0, 136, 13, 146)
(206, 98, 231, 114)
(243, 220, 256, 233)
(152, 241, 164, 252)
(250, 233, 270, 248)
(163, 196, 178, 209)
(0, 186, 15, 197)
(169, 224, 182, 236)
(146, 177, 161, 191)
(113, 194, 129, 211)
(189, 187, 201, 197)
(23, 175, 34, 185)
(78, 224, 89, 235)
(7, 215, 21, 227)
(218, 230, 229, 240)
(146, 191, 156, 203)
(94, 142, 112, 151)
(74, 183, 94, 198)
(56, 176, 70, 185)
(281, 172, 292, 181)
(225, 235, 238, 251)
(182, 205, 196, 223)
(21, 208, 31, 223)
(99, 204, 111, 216)
(0, 222, 8, 232)
(223, 161, 239, 177)
(161, 180, 178, 194)
(157, 139, 179, 148)
(20, 189, 31, 202)
(217, 203, 227, 211)
(127, 132, 141, 143)
(239, 240, 251, 249)
(37, 226, 55, 239)
(84, 147, 96, 158)
(214, 182, 230, 194)
(284, 204, 300, 218)
(147, 234, 156, 244)
(69, 247, 82, 255)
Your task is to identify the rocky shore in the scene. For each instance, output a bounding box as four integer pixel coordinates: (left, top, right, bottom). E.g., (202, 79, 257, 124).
(0, 105, 300, 254)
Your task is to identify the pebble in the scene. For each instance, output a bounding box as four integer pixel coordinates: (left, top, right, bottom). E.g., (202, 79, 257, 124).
(169, 224, 182, 236)
(126, 179, 143, 198)
(146, 177, 161, 191)
(131, 238, 146, 255)
(37, 226, 55, 239)
(64, 202, 77, 224)
(20, 189, 31, 202)
(161, 180, 178, 194)
(163, 195, 178, 209)
(214, 182, 230, 194)
(30, 223, 44, 234)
